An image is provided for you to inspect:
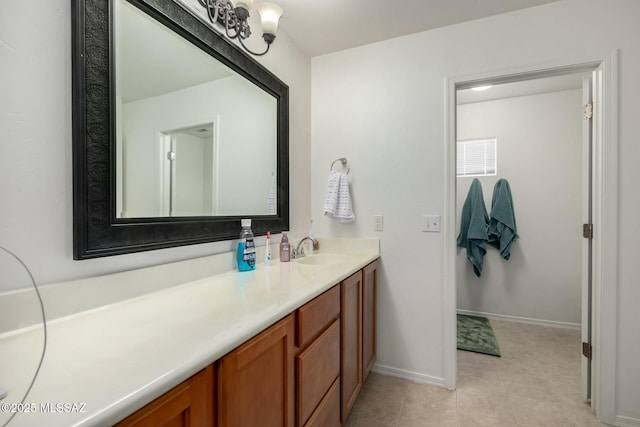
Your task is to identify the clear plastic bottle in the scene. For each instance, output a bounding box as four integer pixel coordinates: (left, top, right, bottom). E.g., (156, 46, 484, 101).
(264, 231, 272, 266)
(237, 219, 256, 271)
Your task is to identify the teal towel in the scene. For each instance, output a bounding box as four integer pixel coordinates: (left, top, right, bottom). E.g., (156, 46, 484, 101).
(488, 179, 519, 260)
(457, 179, 489, 277)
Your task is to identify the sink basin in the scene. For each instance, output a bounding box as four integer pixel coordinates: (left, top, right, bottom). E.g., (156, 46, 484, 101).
(295, 254, 348, 266)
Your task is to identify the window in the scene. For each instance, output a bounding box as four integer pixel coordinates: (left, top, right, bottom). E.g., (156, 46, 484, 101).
(456, 138, 497, 177)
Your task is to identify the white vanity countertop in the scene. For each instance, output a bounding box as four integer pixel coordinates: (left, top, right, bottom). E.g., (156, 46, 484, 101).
(0, 240, 379, 427)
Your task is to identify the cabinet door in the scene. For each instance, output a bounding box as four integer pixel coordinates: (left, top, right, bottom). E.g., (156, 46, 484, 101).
(340, 271, 362, 424)
(362, 260, 378, 382)
(218, 314, 295, 427)
(115, 365, 214, 427)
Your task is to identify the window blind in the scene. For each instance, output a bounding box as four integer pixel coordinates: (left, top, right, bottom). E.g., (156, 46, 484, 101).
(457, 138, 497, 177)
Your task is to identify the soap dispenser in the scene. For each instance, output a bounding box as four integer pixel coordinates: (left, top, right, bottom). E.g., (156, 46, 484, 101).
(279, 233, 291, 262)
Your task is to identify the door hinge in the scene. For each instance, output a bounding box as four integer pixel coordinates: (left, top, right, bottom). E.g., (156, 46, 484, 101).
(584, 102, 593, 119)
(582, 342, 592, 360)
(583, 223, 593, 239)
(167, 151, 176, 161)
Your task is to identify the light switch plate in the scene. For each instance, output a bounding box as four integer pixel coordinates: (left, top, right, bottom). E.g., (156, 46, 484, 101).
(373, 215, 384, 231)
(422, 215, 441, 232)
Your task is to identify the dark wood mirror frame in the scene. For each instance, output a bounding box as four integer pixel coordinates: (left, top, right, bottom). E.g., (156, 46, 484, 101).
(71, 0, 289, 259)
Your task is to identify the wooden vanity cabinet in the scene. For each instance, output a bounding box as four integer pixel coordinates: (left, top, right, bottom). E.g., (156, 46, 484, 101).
(115, 365, 214, 427)
(340, 270, 363, 424)
(114, 259, 378, 427)
(217, 314, 295, 427)
(362, 260, 378, 382)
(295, 285, 341, 427)
(340, 260, 379, 423)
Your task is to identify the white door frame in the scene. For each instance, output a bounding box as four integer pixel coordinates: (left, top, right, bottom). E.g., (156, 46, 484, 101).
(443, 51, 618, 423)
(581, 73, 593, 401)
(154, 118, 218, 217)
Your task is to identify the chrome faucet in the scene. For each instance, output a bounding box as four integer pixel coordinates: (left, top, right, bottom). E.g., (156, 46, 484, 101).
(292, 237, 318, 259)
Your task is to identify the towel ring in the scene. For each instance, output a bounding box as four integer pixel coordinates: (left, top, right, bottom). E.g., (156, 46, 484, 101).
(330, 157, 350, 174)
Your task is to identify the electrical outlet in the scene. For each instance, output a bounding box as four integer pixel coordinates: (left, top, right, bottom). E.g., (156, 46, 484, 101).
(373, 215, 384, 231)
(422, 215, 441, 232)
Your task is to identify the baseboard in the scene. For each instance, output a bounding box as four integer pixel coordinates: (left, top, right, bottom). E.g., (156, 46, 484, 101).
(615, 415, 640, 427)
(456, 309, 581, 330)
(371, 363, 446, 388)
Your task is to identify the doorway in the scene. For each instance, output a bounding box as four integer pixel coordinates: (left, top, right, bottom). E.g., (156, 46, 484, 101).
(453, 74, 591, 419)
(443, 53, 619, 423)
(158, 122, 217, 217)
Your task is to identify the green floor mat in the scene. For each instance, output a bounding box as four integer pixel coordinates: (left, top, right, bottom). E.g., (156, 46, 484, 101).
(457, 314, 501, 357)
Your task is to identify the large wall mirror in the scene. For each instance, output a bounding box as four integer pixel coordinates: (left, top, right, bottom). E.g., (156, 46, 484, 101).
(72, 0, 289, 259)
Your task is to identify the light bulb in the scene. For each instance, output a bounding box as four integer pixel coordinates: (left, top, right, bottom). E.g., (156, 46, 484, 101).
(257, 3, 283, 34)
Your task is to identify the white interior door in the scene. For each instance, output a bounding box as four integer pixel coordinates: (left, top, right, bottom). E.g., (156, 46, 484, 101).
(581, 73, 594, 401)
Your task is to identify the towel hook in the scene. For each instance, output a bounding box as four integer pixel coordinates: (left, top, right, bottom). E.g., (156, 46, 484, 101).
(330, 157, 350, 174)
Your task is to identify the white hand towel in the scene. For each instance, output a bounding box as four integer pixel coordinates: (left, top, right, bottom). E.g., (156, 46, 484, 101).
(323, 171, 355, 222)
(322, 171, 341, 216)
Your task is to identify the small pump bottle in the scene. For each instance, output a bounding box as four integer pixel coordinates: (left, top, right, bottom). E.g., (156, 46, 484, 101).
(279, 233, 291, 262)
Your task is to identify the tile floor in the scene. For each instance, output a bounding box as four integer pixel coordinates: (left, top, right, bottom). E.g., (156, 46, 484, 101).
(344, 319, 608, 427)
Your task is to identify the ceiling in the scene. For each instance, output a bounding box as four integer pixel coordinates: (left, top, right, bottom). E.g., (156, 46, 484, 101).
(116, 0, 568, 101)
(275, 0, 563, 57)
(117, 0, 232, 103)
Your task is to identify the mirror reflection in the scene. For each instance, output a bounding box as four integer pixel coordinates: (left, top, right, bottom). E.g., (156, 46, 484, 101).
(114, 0, 277, 218)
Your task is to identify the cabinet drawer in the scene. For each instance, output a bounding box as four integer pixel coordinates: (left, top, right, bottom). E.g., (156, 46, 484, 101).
(296, 285, 340, 349)
(304, 378, 340, 427)
(296, 319, 340, 426)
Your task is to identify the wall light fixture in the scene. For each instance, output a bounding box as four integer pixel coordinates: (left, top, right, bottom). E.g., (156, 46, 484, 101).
(197, 0, 283, 56)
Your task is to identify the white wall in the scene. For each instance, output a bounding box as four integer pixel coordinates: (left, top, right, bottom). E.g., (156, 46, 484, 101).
(122, 76, 276, 217)
(0, 1, 310, 289)
(456, 90, 582, 326)
(311, 0, 640, 421)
